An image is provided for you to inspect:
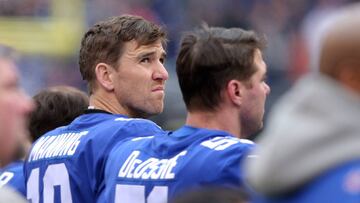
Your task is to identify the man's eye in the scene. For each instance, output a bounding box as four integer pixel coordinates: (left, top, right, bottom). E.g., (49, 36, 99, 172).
(140, 58, 150, 63)
(159, 57, 165, 64)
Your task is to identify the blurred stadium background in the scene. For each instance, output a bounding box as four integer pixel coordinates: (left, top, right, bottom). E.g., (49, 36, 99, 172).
(0, 0, 356, 131)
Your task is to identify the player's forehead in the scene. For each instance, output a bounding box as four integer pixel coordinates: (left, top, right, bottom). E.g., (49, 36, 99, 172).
(123, 40, 165, 58)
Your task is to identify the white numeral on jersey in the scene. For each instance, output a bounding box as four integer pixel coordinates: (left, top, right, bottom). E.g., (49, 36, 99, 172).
(201, 137, 238, 150)
(115, 184, 167, 203)
(27, 163, 73, 203)
(27, 168, 39, 203)
(0, 172, 14, 187)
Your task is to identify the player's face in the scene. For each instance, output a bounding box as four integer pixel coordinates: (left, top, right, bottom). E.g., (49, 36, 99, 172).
(240, 49, 270, 136)
(0, 59, 33, 165)
(112, 40, 168, 118)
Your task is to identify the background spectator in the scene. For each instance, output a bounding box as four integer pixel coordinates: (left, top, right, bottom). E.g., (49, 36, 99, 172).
(245, 2, 360, 202)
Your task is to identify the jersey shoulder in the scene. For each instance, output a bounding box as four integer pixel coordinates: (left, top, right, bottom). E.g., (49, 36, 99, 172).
(113, 117, 163, 133)
(188, 128, 256, 161)
(188, 131, 256, 186)
(74, 113, 163, 137)
(27, 114, 163, 163)
(0, 161, 25, 196)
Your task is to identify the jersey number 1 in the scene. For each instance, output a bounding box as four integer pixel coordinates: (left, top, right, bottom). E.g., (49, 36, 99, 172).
(27, 163, 73, 203)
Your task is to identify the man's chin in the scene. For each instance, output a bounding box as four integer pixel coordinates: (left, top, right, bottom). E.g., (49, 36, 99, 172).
(147, 108, 164, 118)
(244, 120, 264, 140)
(133, 107, 163, 118)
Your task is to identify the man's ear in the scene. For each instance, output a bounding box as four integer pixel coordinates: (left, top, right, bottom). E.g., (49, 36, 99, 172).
(95, 63, 115, 91)
(226, 79, 244, 106)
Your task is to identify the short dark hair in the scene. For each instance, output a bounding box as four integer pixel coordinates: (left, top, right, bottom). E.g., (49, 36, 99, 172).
(29, 86, 89, 142)
(171, 187, 249, 203)
(79, 15, 167, 94)
(176, 25, 265, 111)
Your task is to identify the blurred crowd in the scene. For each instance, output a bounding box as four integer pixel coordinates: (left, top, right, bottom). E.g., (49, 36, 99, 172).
(0, 0, 357, 130)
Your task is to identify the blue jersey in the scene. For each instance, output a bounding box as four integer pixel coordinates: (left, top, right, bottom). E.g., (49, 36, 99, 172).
(24, 111, 163, 203)
(0, 160, 25, 196)
(100, 125, 255, 202)
(256, 159, 360, 203)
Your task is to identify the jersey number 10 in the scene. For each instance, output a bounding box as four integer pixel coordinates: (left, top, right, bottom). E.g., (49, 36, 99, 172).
(27, 163, 73, 203)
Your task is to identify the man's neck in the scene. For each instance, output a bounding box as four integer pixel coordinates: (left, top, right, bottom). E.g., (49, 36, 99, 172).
(185, 108, 242, 138)
(89, 92, 128, 116)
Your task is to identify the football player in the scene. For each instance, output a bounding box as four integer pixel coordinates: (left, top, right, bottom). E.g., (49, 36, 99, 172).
(24, 15, 168, 203)
(101, 25, 270, 202)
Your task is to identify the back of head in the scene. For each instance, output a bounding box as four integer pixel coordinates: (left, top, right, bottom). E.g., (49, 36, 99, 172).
(79, 15, 167, 94)
(29, 86, 89, 142)
(320, 3, 360, 93)
(176, 25, 265, 112)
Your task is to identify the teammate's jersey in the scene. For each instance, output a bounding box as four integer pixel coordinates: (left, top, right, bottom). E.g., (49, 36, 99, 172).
(24, 110, 163, 203)
(99, 125, 255, 203)
(257, 159, 360, 203)
(0, 160, 25, 196)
